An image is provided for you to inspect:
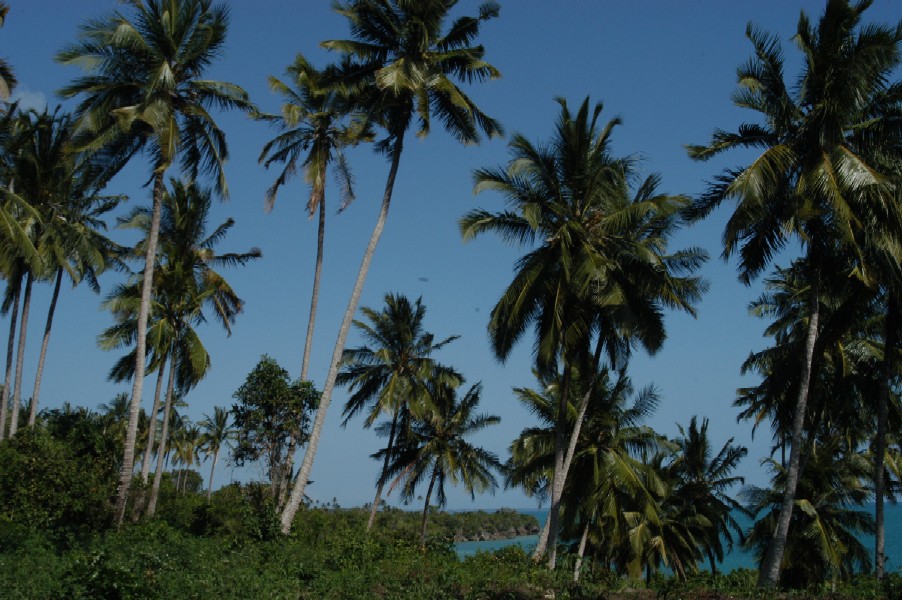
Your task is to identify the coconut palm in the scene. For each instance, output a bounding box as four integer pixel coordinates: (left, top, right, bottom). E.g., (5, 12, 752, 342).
(199, 406, 233, 501)
(506, 367, 664, 579)
(2, 107, 119, 435)
(686, 1, 902, 585)
(744, 442, 874, 589)
(171, 423, 202, 493)
(337, 293, 459, 530)
(666, 416, 748, 573)
(462, 96, 706, 567)
(100, 179, 258, 518)
(259, 54, 370, 381)
(11, 108, 124, 427)
(57, 0, 254, 524)
(385, 379, 501, 544)
(281, 0, 502, 533)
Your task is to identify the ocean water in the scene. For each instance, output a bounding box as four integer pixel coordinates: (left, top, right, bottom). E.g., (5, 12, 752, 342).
(455, 504, 902, 574)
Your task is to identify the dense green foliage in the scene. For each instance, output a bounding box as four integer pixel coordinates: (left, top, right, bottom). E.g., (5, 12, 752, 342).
(2, 509, 902, 599)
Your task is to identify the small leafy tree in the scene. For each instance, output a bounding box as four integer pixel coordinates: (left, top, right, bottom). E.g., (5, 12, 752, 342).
(231, 355, 319, 510)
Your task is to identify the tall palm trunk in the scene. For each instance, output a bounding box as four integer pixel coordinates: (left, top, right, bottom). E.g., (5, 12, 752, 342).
(9, 271, 33, 437)
(0, 279, 21, 441)
(300, 194, 326, 381)
(368, 407, 399, 531)
(146, 347, 176, 519)
(573, 521, 590, 582)
(533, 339, 604, 561)
(758, 273, 820, 588)
(420, 462, 440, 545)
(874, 293, 896, 579)
(206, 447, 219, 502)
(278, 198, 326, 510)
(546, 363, 572, 569)
(281, 131, 406, 534)
(115, 171, 165, 525)
(141, 354, 168, 484)
(28, 267, 63, 427)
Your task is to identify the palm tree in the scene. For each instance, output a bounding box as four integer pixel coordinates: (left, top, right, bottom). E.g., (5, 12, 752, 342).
(462, 96, 705, 567)
(100, 179, 258, 518)
(11, 108, 124, 427)
(744, 442, 874, 589)
(666, 416, 748, 573)
(57, 0, 254, 524)
(0, 3, 15, 101)
(505, 367, 664, 579)
(280, 0, 502, 533)
(259, 54, 370, 381)
(337, 293, 459, 530)
(199, 406, 233, 501)
(385, 379, 501, 545)
(686, 2, 902, 586)
(171, 423, 202, 493)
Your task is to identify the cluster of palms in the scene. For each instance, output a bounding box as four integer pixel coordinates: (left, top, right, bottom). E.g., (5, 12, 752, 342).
(337, 293, 501, 543)
(0, 0, 899, 591)
(97, 394, 233, 504)
(685, 0, 902, 586)
(506, 370, 746, 582)
(0, 104, 121, 442)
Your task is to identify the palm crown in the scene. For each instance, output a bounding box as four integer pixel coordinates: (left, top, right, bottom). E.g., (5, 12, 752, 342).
(57, 0, 253, 195)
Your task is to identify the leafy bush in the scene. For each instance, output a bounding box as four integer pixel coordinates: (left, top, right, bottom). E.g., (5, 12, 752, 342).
(0, 428, 113, 538)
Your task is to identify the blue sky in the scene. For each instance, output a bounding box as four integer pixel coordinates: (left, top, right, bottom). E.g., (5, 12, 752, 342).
(4, 1, 897, 510)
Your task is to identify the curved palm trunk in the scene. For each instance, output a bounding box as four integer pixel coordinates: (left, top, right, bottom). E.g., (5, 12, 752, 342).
(115, 171, 165, 526)
(9, 271, 33, 437)
(206, 448, 220, 502)
(874, 294, 896, 579)
(532, 378, 593, 562)
(573, 521, 590, 582)
(546, 363, 572, 569)
(280, 133, 405, 534)
(0, 280, 21, 441)
(146, 346, 176, 519)
(300, 194, 326, 381)
(757, 274, 820, 588)
(420, 463, 440, 546)
(28, 267, 63, 427)
(141, 355, 168, 484)
(533, 339, 604, 562)
(368, 407, 399, 531)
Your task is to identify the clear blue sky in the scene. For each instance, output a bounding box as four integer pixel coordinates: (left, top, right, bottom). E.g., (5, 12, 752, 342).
(4, 1, 897, 510)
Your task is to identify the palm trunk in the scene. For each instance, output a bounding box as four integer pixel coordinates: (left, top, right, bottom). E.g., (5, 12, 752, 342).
(573, 521, 590, 582)
(0, 279, 21, 441)
(546, 362, 572, 569)
(281, 132, 406, 534)
(115, 171, 165, 526)
(28, 267, 62, 427)
(420, 463, 440, 546)
(9, 271, 33, 437)
(368, 407, 400, 531)
(141, 354, 168, 484)
(534, 339, 603, 562)
(277, 424, 303, 513)
(146, 353, 176, 518)
(206, 448, 219, 502)
(874, 293, 896, 579)
(757, 273, 820, 588)
(300, 193, 326, 382)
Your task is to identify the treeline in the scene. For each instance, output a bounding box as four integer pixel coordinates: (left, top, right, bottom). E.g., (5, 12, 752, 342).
(0, 0, 901, 596)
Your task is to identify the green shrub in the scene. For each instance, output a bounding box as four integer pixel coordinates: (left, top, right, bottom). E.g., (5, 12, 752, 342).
(0, 428, 113, 537)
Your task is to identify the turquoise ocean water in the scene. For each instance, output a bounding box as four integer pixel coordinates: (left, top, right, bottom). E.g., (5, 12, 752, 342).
(455, 504, 902, 574)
